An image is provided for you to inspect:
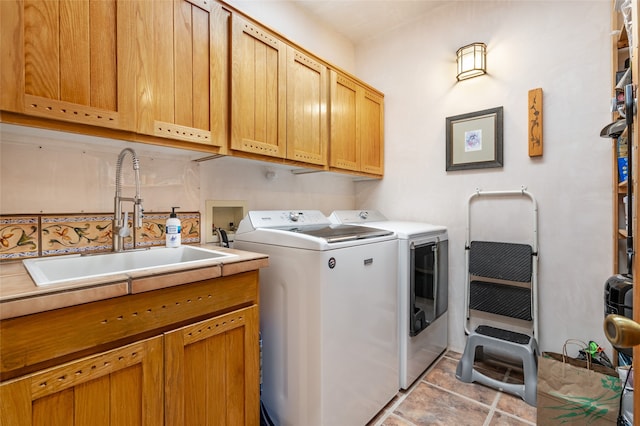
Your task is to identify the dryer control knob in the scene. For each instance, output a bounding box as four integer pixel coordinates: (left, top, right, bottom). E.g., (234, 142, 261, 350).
(289, 212, 300, 222)
(359, 211, 368, 219)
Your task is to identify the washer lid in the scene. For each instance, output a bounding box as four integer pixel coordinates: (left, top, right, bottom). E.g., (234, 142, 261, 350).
(235, 210, 396, 248)
(290, 224, 393, 243)
(329, 210, 447, 239)
(363, 221, 447, 239)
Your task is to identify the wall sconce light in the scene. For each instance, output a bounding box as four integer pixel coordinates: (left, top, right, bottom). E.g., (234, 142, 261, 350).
(456, 42, 487, 81)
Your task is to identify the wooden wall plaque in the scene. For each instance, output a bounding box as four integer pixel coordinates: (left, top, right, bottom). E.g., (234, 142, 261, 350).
(528, 88, 543, 157)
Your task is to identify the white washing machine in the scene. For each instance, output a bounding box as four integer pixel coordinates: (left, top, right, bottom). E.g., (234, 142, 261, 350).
(330, 210, 448, 390)
(234, 210, 399, 426)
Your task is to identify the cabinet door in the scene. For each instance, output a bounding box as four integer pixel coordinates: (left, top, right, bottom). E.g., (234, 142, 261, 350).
(329, 70, 361, 171)
(329, 70, 385, 176)
(137, 0, 228, 147)
(231, 14, 287, 159)
(0, 336, 163, 426)
(164, 305, 260, 426)
(0, 0, 135, 131)
(287, 47, 328, 166)
(360, 88, 384, 175)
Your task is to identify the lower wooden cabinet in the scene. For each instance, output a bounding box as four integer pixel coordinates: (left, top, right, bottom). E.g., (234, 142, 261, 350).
(165, 305, 260, 426)
(0, 274, 261, 426)
(0, 336, 164, 426)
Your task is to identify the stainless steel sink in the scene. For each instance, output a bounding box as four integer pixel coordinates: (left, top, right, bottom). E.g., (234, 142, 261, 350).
(23, 246, 236, 286)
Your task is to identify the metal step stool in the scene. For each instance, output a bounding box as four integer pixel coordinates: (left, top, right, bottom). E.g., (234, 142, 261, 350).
(456, 189, 539, 407)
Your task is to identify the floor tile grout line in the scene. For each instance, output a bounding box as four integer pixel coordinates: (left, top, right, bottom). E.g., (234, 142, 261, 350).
(373, 351, 451, 425)
(375, 410, 415, 426)
(491, 366, 537, 426)
(491, 402, 537, 426)
(424, 380, 536, 426)
(420, 351, 500, 412)
(482, 376, 505, 426)
(422, 380, 494, 410)
(372, 363, 428, 426)
(373, 390, 410, 425)
(373, 350, 536, 426)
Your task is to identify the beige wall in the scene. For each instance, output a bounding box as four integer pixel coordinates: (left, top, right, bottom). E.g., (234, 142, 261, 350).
(353, 0, 614, 354)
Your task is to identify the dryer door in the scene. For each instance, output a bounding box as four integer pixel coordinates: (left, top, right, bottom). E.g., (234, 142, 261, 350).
(410, 240, 448, 336)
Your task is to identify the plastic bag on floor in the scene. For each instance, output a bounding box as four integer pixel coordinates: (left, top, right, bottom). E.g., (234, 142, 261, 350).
(576, 341, 614, 370)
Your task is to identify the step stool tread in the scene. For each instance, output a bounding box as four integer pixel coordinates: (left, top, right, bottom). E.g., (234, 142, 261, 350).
(475, 325, 531, 345)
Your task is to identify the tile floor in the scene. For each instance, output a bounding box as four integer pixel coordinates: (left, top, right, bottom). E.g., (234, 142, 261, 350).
(368, 351, 537, 426)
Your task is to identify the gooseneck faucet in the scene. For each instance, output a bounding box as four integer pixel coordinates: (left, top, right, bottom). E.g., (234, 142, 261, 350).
(113, 148, 144, 252)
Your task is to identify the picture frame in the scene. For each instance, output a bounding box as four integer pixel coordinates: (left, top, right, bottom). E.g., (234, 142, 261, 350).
(446, 106, 503, 171)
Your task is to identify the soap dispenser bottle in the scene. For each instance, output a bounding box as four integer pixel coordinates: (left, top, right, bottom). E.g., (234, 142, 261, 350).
(166, 207, 181, 248)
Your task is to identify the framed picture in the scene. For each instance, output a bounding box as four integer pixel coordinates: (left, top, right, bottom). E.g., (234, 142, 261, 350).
(446, 106, 503, 171)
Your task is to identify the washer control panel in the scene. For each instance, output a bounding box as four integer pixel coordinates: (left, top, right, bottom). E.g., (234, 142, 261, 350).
(329, 210, 388, 224)
(246, 210, 330, 228)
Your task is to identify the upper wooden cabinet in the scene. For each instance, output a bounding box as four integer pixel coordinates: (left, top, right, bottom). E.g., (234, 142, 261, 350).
(286, 47, 328, 166)
(231, 14, 287, 159)
(329, 70, 384, 176)
(136, 0, 229, 147)
(230, 14, 328, 166)
(360, 88, 385, 175)
(329, 72, 360, 171)
(0, 0, 136, 131)
(1, 0, 383, 177)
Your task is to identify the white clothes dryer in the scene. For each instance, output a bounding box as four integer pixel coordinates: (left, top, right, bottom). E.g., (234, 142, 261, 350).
(330, 210, 448, 389)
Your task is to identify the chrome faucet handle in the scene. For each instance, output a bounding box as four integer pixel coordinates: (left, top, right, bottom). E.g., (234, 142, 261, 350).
(118, 211, 131, 238)
(118, 226, 131, 238)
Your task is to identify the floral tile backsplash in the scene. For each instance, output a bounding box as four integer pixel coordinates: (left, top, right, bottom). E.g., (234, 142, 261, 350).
(135, 212, 201, 247)
(0, 216, 39, 259)
(0, 212, 200, 260)
(42, 214, 117, 255)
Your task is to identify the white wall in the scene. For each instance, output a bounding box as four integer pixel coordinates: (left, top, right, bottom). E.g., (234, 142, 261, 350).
(353, 1, 614, 354)
(225, 0, 356, 72)
(199, 157, 357, 214)
(0, 124, 201, 214)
